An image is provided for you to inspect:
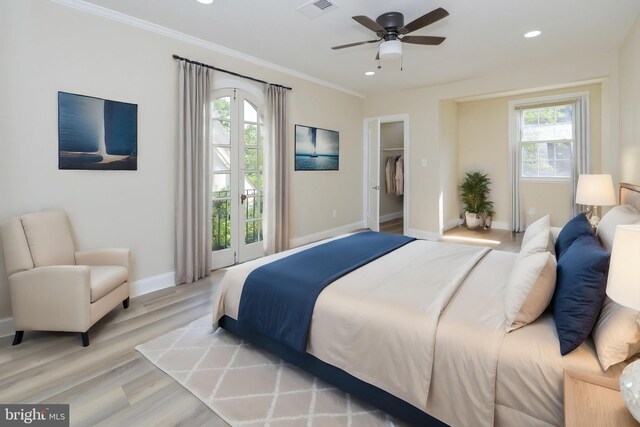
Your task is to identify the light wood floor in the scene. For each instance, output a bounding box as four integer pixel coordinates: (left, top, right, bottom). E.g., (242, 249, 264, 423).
(443, 225, 523, 252)
(0, 272, 229, 427)
(379, 217, 403, 234)
(379, 218, 522, 252)
(0, 225, 520, 427)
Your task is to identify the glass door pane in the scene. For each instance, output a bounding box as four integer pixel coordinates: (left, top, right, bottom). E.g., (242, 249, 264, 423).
(240, 98, 264, 259)
(211, 93, 237, 269)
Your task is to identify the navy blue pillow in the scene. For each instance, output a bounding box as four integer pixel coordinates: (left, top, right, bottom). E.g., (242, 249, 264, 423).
(553, 235, 610, 355)
(555, 213, 594, 259)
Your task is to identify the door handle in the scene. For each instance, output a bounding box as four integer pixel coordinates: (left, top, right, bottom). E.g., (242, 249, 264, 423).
(240, 194, 247, 204)
(372, 185, 380, 190)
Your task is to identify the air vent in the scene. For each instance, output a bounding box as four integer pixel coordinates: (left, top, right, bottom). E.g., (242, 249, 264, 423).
(313, 0, 332, 10)
(297, 0, 339, 19)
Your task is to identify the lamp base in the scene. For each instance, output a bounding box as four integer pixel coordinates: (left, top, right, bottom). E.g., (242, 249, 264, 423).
(620, 360, 640, 422)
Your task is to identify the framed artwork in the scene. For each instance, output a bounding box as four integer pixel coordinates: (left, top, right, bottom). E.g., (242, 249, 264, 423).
(294, 124, 339, 171)
(58, 91, 138, 170)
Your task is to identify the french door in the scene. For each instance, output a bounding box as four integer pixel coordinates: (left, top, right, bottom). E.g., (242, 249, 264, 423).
(211, 89, 265, 269)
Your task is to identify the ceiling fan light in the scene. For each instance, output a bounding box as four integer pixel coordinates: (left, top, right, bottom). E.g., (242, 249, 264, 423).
(379, 40, 402, 60)
(196, 0, 214, 4)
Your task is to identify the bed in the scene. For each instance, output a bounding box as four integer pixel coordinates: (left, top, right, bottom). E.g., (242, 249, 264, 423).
(212, 183, 640, 427)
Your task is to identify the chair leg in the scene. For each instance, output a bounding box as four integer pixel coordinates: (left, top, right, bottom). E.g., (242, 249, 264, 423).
(122, 297, 130, 309)
(12, 331, 24, 346)
(80, 332, 89, 347)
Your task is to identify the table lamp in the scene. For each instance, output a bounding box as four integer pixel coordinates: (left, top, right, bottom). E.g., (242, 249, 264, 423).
(606, 225, 640, 422)
(575, 174, 617, 227)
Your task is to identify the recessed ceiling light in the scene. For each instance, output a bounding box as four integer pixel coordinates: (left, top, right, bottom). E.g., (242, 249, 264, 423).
(196, 0, 213, 4)
(524, 30, 541, 38)
(365, 71, 375, 76)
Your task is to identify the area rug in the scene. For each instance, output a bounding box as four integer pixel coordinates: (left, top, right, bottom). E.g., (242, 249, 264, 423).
(136, 316, 401, 426)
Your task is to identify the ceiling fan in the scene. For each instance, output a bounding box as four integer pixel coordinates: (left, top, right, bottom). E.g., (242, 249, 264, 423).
(331, 7, 449, 63)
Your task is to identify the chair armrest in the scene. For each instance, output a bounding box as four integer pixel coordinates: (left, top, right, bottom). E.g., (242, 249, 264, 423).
(9, 266, 91, 332)
(75, 248, 130, 268)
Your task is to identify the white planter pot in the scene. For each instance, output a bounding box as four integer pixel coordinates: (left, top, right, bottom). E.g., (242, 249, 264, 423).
(465, 212, 483, 229)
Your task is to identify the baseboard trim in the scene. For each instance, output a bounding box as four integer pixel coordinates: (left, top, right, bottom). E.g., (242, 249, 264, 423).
(490, 221, 510, 231)
(289, 221, 366, 248)
(444, 218, 462, 231)
(0, 317, 14, 338)
(407, 228, 440, 241)
(131, 272, 176, 297)
(379, 211, 403, 223)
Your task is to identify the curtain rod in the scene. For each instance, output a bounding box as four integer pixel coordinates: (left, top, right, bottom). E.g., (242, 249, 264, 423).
(172, 54, 292, 91)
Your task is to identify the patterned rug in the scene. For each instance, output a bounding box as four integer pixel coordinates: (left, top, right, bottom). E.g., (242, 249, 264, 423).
(136, 316, 401, 426)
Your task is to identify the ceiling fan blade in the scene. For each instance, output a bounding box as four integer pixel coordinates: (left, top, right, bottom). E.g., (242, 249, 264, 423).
(331, 39, 379, 50)
(401, 35, 446, 45)
(352, 15, 387, 37)
(399, 7, 449, 35)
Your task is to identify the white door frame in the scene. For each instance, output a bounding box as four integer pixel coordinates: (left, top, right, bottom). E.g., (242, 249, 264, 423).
(362, 114, 410, 235)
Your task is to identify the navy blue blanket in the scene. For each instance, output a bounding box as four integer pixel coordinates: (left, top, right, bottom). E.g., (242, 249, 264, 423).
(237, 231, 416, 352)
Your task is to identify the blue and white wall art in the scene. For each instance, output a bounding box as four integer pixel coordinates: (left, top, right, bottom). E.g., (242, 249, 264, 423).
(295, 124, 339, 171)
(58, 92, 138, 170)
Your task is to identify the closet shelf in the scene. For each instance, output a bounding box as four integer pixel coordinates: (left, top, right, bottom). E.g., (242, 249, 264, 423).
(382, 147, 404, 151)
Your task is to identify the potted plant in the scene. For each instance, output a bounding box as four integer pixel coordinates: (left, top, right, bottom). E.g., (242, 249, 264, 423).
(460, 171, 494, 230)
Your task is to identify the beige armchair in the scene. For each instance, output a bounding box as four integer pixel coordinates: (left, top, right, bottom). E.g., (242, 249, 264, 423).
(1, 210, 130, 347)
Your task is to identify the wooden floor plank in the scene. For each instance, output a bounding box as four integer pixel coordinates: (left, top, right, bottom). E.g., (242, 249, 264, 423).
(0, 272, 228, 426)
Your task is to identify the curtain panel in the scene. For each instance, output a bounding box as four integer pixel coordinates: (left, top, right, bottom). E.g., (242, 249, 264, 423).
(264, 85, 290, 254)
(176, 61, 213, 284)
(571, 97, 590, 215)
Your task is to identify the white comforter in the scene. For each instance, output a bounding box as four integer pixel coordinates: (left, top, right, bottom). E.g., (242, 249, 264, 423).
(212, 236, 510, 426)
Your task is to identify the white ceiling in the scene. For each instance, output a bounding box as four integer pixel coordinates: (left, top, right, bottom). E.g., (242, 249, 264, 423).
(79, 0, 640, 96)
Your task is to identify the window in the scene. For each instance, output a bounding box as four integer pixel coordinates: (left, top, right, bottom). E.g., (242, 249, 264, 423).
(519, 104, 574, 179)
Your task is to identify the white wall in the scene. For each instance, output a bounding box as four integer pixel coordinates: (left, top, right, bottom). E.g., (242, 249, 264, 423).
(364, 50, 620, 237)
(438, 100, 459, 229)
(0, 0, 363, 319)
(620, 13, 640, 184)
(457, 84, 602, 228)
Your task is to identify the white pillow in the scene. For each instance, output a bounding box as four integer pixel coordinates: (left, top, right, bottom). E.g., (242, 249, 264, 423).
(520, 225, 554, 257)
(521, 215, 555, 255)
(522, 215, 549, 246)
(505, 251, 557, 332)
(597, 205, 640, 251)
(593, 297, 640, 370)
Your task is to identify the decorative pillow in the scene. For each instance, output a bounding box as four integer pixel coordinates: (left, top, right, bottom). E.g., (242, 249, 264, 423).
(554, 235, 610, 355)
(521, 215, 555, 255)
(505, 251, 557, 332)
(555, 213, 594, 259)
(597, 205, 640, 252)
(593, 297, 640, 370)
(520, 226, 555, 257)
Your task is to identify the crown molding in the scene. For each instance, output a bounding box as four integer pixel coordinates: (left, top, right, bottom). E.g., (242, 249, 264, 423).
(49, 0, 365, 98)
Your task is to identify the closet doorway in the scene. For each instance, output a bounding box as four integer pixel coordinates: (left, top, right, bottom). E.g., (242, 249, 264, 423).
(364, 115, 409, 235)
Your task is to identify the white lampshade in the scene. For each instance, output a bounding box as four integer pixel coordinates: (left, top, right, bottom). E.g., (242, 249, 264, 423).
(606, 225, 640, 311)
(379, 40, 402, 60)
(575, 174, 616, 206)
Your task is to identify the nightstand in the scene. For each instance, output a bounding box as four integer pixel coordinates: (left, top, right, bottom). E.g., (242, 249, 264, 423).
(564, 370, 639, 427)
